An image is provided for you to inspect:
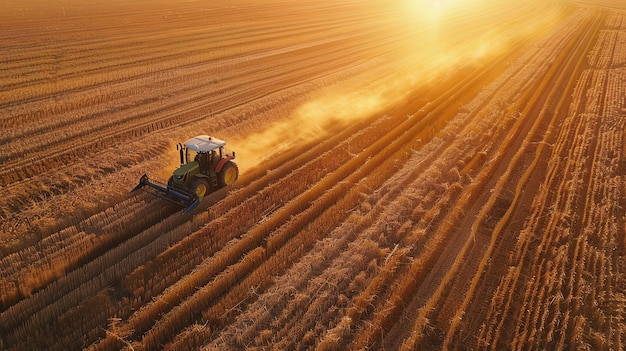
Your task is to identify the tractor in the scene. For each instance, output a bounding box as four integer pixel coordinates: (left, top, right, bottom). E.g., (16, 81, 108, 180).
(131, 135, 238, 214)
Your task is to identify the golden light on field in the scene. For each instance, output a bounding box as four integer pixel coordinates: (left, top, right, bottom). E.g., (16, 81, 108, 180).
(233, 0, 559, 172)
(404, 0, 468, 20)
(4, 0, 626, 349)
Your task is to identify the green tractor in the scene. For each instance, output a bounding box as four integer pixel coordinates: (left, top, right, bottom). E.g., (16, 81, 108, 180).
(131, 135, 238, 214)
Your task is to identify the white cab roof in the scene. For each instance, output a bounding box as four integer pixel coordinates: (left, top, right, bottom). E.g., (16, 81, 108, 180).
(184, 135, 226, 152)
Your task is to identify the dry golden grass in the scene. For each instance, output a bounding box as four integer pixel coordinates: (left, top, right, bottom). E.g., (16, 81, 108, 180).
(2, 0, 625, 350)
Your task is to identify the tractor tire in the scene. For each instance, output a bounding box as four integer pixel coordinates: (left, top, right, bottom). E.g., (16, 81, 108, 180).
(218, 161, 239, 187)
(190, 178, 210, 198)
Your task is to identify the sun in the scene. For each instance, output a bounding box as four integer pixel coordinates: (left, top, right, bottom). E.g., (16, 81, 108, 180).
(405, 0, 465, 16)
(404, 0, 488, 22)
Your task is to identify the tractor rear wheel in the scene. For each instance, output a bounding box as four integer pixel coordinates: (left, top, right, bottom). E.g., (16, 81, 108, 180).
(190, 178, 210, 198)
(218, 161, 239, 186)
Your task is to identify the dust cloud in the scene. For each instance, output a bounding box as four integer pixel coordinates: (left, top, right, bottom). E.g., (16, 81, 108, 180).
(230, 85, 389, 172)
(228, 0, 560, 173)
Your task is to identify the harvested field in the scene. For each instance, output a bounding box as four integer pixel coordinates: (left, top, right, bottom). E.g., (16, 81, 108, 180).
(1, 0, 626, 349)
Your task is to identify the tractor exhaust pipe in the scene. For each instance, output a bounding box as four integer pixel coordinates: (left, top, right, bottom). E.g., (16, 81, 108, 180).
(177, 143, 185, 166)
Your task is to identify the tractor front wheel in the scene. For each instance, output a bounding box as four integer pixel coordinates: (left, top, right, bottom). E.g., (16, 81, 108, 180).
(191, 178, 210, 198)
(218, 161, 239, 187)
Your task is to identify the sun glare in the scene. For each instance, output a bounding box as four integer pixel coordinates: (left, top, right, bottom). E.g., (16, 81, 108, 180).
(405, 0, 470, 21)
(233, 0, 561, 173)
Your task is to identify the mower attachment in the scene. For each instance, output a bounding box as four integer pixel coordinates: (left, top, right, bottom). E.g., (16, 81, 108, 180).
(131, 174, 200, 214)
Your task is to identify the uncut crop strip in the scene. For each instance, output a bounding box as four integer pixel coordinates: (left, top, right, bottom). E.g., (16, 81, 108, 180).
(479, 74, 592, 349)
(316, 26, 568, 349)
(504, 14, 626, 349)
(439, 9, 604, 349)
(338, 6, 596, 350)
(509, 28, 615, 351)
(456, 8, 620, 347)
(336, 8, 584, 350)
(448, 9, 601, 348)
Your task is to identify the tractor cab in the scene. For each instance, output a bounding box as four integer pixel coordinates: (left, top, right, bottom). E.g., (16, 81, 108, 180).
(171, 135, 237, 188)
(131, 134, 238, 214)
(182, 135, 226, 167)
(173, 136, 226, 182)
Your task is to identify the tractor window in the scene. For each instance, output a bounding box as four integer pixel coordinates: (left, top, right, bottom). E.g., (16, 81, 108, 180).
(185, 148, 193, 164)
(191, 150, 209, 164)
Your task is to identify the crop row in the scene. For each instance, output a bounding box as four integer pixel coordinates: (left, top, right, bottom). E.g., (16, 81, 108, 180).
(2, 68, 397, 348)
(0, 2, 390, 102)
(476, 11, 626, 350)
(101, 114, 397, 348)
(89, 24, 526, 347)
(167, 4, 596, 350)
(3, 1, 623, 350)
(0, 82, 361, 335)
(0, 25, 401, 187)
(195, 8, 573, 347)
